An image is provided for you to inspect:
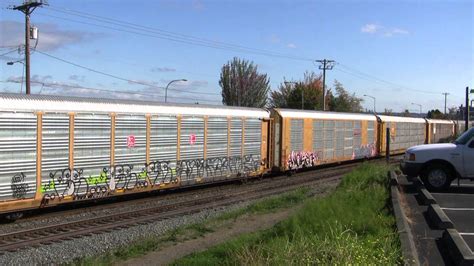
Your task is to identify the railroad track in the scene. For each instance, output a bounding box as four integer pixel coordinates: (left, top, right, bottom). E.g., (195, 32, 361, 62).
(0, 157, 401, 253)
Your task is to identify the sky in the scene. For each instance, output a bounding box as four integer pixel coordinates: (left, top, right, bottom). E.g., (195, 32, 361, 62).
(0, 0, 473, 113)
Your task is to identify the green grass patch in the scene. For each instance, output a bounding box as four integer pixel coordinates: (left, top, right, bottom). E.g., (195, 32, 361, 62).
(71, 187, 312, 266)
(174, 162, 402, 265)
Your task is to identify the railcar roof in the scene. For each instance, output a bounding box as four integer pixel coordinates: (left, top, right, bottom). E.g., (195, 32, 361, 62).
(425, 119, 455, 124)
(274, 108, 377, 121)
(377, 115, 426, 123)
(0, 93, 269, 118)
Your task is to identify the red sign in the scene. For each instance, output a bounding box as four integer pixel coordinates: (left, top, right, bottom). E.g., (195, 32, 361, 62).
(127, 135, 136, 148)
(189, 134, 196, 145)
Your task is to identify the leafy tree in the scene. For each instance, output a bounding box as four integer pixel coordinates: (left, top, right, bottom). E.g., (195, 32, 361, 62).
(427, 109, 446, 119)
(328, 81, 363, 112)
(270, 72, 332, 110)
(402, 109, 411, 117)
(219, 57, 270, 108)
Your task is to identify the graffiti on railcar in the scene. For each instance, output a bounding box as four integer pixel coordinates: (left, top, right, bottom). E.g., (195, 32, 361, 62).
(41, 165, 147, 203)
(146, 160, 177, 186)
(352, 143, 377, 159)
(11, 173, 29, 199)
(147, 154, 261, 184)
(40, 154, 261, 204)
(287, 151, 321, 170)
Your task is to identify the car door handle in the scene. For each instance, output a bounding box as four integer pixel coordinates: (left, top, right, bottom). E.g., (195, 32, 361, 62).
(450, 153, 460, 156)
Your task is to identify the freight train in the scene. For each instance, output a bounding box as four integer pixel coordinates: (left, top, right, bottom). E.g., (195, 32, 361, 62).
(0, 94, 458, 219)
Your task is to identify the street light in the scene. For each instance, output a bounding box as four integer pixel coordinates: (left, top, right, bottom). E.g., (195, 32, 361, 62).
(285, 81, 303, 110)
(363, 94, 376, 113)
(164, 79, 187, 103)
(411, 103, 422, 116)
(6, 60, 26, 94)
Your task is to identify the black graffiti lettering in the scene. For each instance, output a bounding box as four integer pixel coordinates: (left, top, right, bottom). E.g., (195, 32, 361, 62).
(11, 173, 29, 199)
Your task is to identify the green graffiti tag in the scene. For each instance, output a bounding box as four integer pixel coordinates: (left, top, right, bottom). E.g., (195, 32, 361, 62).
(86, 171, 108, 185)
(41, 181, 55, 193)
(138, 170, 148, 179)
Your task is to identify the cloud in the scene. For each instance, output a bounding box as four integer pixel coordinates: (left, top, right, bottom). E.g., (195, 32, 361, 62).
(361, 23, 409, 37)
(361, 23, 381, 34)
(287, 43, 296, 49)
(0, 21, 100, 51)
(151, 67, 177, 73)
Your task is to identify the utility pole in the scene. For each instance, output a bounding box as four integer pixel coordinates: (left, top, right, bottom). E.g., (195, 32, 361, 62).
(466, 87, 470, 132)
(11, 1, 45, 95)
(316, 59, 335, 111)
(442, 92, 449, 115)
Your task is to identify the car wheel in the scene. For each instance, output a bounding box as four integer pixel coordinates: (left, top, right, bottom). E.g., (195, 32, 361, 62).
(421, 164, 452, 192)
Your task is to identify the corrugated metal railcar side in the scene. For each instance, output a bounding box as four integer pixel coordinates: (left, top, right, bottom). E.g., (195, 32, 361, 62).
(271, 109, 378, 171)
(377, 115, 426, 155)
(426, 119, 455, 143)
(0, 94, 270, 215)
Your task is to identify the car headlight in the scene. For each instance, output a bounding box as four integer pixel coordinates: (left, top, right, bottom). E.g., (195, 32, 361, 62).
(408, 153, 416, 161)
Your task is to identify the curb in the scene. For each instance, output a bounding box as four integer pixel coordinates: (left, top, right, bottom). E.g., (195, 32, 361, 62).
(427, 204, 454, 229)
(419, 188, 437, 205)
(442, 229, 474, 265)
(389, 171, 420, 265)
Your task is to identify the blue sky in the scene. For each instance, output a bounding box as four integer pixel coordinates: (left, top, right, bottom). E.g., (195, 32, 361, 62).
(0, 0, 472, 112)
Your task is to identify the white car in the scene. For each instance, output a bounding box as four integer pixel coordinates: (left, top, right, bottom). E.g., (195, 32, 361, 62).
(401, 127, 474, 191)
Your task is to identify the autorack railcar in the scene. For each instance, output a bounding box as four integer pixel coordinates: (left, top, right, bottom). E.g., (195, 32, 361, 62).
(426, 119, 455, 143)
(0, 94, 270, 217)
(377, 115, 427, 155)
(270, 109, 378, 171)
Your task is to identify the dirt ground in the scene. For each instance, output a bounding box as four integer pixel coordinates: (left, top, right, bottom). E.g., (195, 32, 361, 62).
(119, 207, 299, 266)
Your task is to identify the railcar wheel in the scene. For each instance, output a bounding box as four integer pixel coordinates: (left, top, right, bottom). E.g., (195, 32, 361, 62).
(421, 164, 452, 192)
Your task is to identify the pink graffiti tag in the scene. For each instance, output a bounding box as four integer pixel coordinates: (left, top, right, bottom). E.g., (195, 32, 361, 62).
(189, 134, 196, 145)
(127, 135, 136, 148)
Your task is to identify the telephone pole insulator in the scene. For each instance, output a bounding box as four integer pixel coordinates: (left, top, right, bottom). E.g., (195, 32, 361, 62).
(316, 59, 335, 111)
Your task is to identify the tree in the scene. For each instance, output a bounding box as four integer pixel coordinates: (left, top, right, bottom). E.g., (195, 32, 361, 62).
(328, 81, 363, 112)
(427, 109, 446, 119)
(383, 108, 393, 115)
(402, 109, 411, 117)
(219, 57, 270, 108)
(270, 72, 331, 110)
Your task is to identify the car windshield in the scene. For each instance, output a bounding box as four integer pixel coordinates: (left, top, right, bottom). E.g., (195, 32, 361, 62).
(455, 128, 474, 145)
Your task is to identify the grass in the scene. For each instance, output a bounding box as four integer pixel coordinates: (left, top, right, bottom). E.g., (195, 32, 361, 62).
(174, 162, 402, 265)
(71, 187, 312, 266)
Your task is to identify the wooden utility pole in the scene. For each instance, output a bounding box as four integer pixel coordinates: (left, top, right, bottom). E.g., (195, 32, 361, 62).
(466, 87, 470, 132)
(442, 92, 449, 115)
(11, 1, 45, 95)
(316, 59, 335, 111)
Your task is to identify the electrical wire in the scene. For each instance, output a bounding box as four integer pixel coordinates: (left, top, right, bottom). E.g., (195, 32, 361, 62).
(35, 50, 220, 96)
(41, 6, 314, 62)
(0, 80, 222, 103)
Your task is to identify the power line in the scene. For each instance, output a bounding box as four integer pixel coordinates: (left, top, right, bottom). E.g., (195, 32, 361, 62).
(40, 6, 314, 62)
(0, 80, 222, 103)
(34, 50, 220, 96)
(336, 62, 445, 95)
(0, 48, 20, 57)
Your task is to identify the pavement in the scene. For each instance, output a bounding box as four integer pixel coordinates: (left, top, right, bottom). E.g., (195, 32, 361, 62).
(396, 175, 474, 265)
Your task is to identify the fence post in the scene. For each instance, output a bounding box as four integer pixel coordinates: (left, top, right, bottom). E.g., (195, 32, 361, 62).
(386, 127, 391, 163)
